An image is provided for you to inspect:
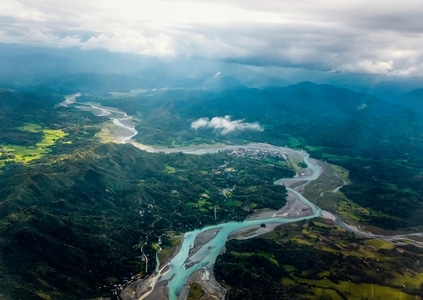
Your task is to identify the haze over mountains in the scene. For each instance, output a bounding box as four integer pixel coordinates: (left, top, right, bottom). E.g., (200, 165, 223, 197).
(1, 43, 422, 100)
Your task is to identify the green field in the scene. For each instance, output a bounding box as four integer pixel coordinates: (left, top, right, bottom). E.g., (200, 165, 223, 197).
(0, 123, 68, 166)
(282, 277, 417, 300)
(216, 217, 423, 299)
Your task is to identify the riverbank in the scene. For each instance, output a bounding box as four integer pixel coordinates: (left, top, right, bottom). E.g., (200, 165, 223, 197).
(121, 177, 321, 300)
(123, 229, 226, 300)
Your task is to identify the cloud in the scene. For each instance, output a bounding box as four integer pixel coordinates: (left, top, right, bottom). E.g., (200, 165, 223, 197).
(334, 60, 394, 74)
(81, 31, 174, 56)
(191, 116, 264, 134)
(0, 0, 423, 76)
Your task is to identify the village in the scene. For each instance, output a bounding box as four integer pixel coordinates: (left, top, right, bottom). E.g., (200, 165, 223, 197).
(225, 147, 288, 161)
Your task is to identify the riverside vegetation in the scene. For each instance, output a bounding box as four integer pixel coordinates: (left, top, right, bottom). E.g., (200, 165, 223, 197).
(215, 220, 423, 299)
(0, 82, 422, 299)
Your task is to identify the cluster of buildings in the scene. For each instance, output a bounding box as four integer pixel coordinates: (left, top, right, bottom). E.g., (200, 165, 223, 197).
(226, 148, 287, 160)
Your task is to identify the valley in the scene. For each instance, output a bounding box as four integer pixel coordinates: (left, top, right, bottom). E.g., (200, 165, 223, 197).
(0, 85, 422, 300)
(1, 3, 423, 300)
(69, 97, 423, 299)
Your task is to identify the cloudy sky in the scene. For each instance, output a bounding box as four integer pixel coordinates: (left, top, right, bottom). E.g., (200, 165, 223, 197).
(0, 0, 422, 76)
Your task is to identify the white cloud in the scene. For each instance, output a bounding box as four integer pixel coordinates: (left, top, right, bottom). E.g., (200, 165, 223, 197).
(191, 118, 210, 129)
(0, 0, 423, 76)
(81, 32, 174, 56)
(191, 116, 264, 134)
(334, 60, 394, 74)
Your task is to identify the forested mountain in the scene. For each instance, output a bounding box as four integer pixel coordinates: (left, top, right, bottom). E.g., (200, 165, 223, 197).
(1, 79, 422, 299)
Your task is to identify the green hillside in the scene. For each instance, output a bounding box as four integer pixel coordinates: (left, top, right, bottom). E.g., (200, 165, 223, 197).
(215, 220, 423, 299)
(1, 84, 422, 299)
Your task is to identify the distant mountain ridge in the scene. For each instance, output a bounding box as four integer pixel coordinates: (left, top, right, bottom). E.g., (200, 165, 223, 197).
(1, 43, 423, 96)
(0, 89, 59, 112)
(394, 87, 423, 112)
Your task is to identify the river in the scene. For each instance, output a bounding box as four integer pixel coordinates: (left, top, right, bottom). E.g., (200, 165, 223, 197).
(159, 148, 323, 300)
(64, 95, 423, 300)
